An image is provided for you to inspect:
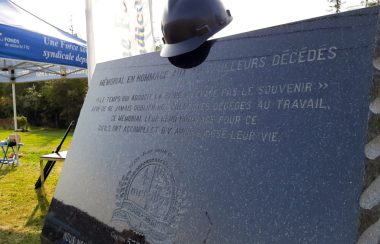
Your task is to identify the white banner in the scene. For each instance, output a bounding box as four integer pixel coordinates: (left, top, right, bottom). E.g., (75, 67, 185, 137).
(86, 0, 155, 81)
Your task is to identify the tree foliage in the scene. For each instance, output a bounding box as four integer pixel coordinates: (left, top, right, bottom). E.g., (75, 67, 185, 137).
(0, 78, 88, 128)
(364, 0, 380, 7)
(328, 0, 344, 13)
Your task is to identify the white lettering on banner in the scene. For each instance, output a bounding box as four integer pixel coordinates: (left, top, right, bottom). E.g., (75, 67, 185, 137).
(42, 50, 87, 64)
(75, 54, 87, 64)
(134, 0, 145, 51)
(4, 37, 20, 44)
(79, 46, 86, 53)
(44, 37, 86, 54)
(2, 36, 29, 49)
(91, 0, 154, 63)
(60, 40, 79, 51)
(121, 0, 154, 56)
(43, 50, 74, 61)
(44, 37, 58, 47)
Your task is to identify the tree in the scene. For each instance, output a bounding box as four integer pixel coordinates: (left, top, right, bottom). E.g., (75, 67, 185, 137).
(0, 78, 88, 129)
(361, 0, 380, 6)
(328, 0, 344, 13)
(20, 84, 42, 125)
(368, 0, 380, 6)
(0, 83, 13, 119)
(41, 78, 88, 128)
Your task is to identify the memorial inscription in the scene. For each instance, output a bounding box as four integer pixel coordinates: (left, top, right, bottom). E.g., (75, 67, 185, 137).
(91, 75, 331, 144)
(42, 8, 379, 244)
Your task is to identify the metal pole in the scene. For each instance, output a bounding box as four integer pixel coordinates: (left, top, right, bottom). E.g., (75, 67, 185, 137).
(85, 0, 95, 84)
(11, 74, 19, 166)
(11, 82, 17, 131)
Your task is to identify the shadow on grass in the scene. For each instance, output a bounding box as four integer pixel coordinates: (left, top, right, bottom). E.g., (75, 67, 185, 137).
(0, 164, 17, 179)
(25, 189, 50, 228)
(0, 229, 40, 244)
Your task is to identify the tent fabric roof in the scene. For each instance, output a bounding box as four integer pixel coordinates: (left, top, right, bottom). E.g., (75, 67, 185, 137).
(0, 1, 85, 46)
(0, 0, 87, 83)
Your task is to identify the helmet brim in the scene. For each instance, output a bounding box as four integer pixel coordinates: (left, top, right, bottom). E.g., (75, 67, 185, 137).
(160, 34, 208, 58)
(160, 14, 232, 58)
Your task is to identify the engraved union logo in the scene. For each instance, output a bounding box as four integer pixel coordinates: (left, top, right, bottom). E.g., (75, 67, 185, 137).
(111, 150, 186, 244)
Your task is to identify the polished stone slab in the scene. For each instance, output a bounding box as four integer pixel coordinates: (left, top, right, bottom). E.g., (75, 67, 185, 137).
(42, 7, 380, 244)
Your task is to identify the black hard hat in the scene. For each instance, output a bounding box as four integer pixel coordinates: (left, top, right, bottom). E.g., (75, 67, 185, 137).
(160, 0, 232, 57)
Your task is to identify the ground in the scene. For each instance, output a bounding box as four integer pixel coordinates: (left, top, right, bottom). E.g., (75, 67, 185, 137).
(0, 128, 72, 243)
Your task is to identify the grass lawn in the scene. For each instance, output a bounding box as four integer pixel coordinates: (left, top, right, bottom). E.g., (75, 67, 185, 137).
(0, 128, 72, 243)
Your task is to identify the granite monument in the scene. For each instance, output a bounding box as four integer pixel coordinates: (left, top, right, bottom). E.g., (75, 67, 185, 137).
(41, 7, 380, 244)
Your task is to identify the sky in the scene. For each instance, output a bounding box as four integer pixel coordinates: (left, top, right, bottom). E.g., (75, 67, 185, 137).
(10, 0, 365, 42)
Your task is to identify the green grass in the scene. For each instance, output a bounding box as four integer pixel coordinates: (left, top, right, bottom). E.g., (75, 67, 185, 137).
(0, 127, 72, 243)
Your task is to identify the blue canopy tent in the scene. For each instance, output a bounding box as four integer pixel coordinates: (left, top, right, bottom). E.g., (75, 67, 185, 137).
(0, 0, 87, 130)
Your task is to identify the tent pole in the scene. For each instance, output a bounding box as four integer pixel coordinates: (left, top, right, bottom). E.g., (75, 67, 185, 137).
(11, 82, 17, 131)
(11, 80, 19, 166)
